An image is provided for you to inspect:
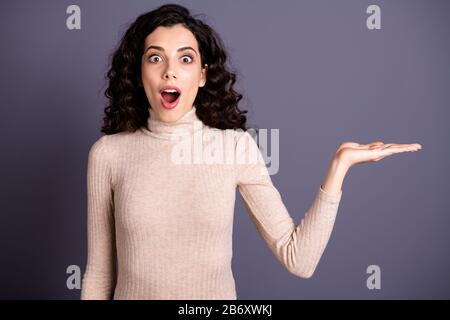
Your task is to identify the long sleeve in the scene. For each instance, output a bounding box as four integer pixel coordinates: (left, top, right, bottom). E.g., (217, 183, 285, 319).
(236, 131, 343, 278)
(81, 135, 117, 299)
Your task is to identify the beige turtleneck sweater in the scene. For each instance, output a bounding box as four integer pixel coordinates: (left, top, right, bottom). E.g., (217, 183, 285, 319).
(80, 106, 343, 300)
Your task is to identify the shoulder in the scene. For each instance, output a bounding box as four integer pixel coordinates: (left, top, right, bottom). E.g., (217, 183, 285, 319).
(88, 135, 112, 167)
(234, 129, 256, 141)
(233, 129, 258, 152)
(213, 128, 262, 165)
(88, 130, 136, 162)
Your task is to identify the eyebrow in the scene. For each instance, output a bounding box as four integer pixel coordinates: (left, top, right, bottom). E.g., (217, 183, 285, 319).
(144, 45, 198, 56)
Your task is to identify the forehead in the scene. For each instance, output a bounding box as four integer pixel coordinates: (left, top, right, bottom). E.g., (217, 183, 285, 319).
(144, 24, 199, 50)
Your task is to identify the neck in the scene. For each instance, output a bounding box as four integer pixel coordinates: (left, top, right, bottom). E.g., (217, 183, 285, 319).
(144, 105, 204, 140)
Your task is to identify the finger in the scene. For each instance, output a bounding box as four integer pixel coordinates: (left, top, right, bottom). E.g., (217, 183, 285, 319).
(377, 145, 419, 156)
(371, 143, 422, 162)
(357, 141, 384, 150)
(369, 144, 385, 149)
(378, 143, 395, 151)
(393, 144, 421, 151)
(380, 143, 414, 151)
(383, 143, 422, 150)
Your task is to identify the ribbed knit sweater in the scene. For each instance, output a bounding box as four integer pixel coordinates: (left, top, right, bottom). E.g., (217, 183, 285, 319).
(80, 106, 343, 300)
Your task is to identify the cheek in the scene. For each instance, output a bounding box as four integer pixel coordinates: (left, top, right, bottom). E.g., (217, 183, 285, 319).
(185, 72, 202, 89)
(142, 63, 157, 79)
(142, 68, 154, 81)
(185, 81, 199, 95)
(142, 73, 159, 92)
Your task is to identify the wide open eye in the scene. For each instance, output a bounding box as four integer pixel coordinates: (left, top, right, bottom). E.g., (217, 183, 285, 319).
(181, 55, 193, 63)
(148, 55, 162, 63)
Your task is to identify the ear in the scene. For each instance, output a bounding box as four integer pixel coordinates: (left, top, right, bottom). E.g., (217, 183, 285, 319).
(199, 64, 208, 87)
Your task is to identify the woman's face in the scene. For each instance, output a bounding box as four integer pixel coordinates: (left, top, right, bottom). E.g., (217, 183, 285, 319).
(141, 24, 207, 123)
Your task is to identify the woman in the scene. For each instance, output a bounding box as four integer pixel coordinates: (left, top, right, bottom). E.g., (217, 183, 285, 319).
(81, 3, 422, 300)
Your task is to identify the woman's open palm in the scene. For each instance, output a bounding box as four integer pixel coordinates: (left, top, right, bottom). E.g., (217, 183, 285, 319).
(336, 141, 422, 168)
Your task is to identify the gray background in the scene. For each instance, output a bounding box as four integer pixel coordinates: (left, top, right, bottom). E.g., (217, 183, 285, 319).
(0, 0, 449, 299)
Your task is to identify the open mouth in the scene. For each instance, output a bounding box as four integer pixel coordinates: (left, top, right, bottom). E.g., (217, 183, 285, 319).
(159, 86, 182, 109)
(161, 90, 180, 103)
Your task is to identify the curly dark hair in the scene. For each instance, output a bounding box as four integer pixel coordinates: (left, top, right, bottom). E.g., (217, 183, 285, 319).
(100, 3, 250, 134)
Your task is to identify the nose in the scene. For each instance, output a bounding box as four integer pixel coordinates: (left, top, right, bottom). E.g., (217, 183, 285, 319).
(163, 71, 177, 79)
(163, 64, 177, 80)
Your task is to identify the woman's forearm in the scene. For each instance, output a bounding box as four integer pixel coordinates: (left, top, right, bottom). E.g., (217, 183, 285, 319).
(320, 156, 350, 196)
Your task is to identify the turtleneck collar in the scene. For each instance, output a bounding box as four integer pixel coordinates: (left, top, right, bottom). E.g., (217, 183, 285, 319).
(142, 105, 204, 140)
